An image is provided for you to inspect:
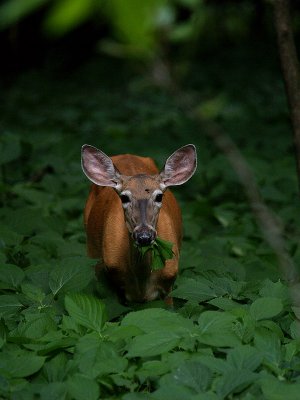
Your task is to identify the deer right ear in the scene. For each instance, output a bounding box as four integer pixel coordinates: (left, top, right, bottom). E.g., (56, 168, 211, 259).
(81, 145, 121, 188)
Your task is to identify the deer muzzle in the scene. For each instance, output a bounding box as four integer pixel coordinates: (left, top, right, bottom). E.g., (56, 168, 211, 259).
(133, 226, 156, 246)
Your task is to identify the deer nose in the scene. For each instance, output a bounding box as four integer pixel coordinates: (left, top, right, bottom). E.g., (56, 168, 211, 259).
(133, 227, 156, 247)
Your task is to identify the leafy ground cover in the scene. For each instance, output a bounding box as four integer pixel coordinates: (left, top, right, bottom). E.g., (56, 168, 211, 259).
(1, 50, 300, 399)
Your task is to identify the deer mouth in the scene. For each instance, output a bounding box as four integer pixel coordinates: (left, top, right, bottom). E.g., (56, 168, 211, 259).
(133, 226, 156, 247)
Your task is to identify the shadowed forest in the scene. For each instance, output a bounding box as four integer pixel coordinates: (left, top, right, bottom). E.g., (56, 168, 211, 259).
(1, 1, 300, 399)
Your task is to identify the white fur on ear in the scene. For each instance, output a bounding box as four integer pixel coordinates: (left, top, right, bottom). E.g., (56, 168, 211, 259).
(81, 145, 120, 187)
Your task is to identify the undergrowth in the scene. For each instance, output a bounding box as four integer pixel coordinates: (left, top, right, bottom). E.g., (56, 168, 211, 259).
(0, 52, 300, 399)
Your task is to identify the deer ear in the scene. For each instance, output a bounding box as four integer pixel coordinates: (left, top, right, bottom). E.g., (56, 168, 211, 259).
(160, 144, 197, 187)
(81, 145, 121, 188)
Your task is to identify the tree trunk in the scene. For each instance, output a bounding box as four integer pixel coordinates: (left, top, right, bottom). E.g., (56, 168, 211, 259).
(273, 0, 300, 192)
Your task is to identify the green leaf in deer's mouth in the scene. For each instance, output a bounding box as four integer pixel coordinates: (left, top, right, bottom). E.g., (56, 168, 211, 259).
(135, 236, 174, 271)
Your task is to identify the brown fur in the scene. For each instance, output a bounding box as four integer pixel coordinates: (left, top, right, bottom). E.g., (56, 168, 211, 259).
(84, 154, 182, 302)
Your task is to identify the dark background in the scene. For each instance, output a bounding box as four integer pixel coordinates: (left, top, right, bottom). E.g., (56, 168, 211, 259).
(1, 0, 300, 279)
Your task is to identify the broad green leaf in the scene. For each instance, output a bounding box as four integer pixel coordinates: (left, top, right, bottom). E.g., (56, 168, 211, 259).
(254, 329, 282, 371)
(250, 297, 283, 321)
(261, 376, 300, 400)
(196, 355, 227, 374)
(232, 314, 256, 344)
(25, 264, 52, 293)
(0, 224, 22, 246)
(290, 320, 300, 339)
(0, 264, 25, 288)
(67, 373, 99, 400)
(104, 324, 143, 341)
(171, 277, 217, 302)
(65, 293, 107, 333)
(21, 282, 45, 303)
(137, 360, 170, 380)
(190, 395, 219, 400)
(259, 279, 289, 303)
(49, 256, 94, 295)
(0, 294, 23, 317)
(197, 311, 240, 347)
(208, 297, 242, 311)
(43, 353, 68, 382)
(38, 382, 67, 400)
(292, 306, 300, 320)
(171, 361, 212, 392)
(1, 208, 48, 236)
(217, 368, 259, 398)
(126, 330, 180, 357)
(23, 336, 76, 355)
(60, 315, 83, 335)
(227, 345, 262, 371)
(18, 313, 57, 339)
(284, 340, 300, 362)
(75, 337, 127, 378)
(123, 394, 152, 400)
(122, 307, 194, 334)
(151, 384, 197, 400)
(0, 351, 45, 378)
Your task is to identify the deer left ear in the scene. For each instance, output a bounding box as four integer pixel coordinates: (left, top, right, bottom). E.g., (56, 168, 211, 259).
(160, 144, 197, 188)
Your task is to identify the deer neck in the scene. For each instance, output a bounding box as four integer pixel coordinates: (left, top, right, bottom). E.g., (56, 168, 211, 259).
(126, 236, 153, 301)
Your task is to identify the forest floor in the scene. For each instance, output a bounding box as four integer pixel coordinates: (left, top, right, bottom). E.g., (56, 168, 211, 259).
(0, 45, 300, 399)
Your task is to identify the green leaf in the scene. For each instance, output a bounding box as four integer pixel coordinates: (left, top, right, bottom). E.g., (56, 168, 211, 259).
(38, 382, 67, 400)
(0, 351, 45, 378)
(250, 297, 283, 321)
(135, 236, 174, 271)
(49, 257, 94, 296)
(0, 264, 25, 288)
(196, 355, 227, 374)
(0, 294, 23, 317)
(207, 297, 242, 311)
(217, 368, 258, 398)
(137, 360, 170, 379)
(171, 361, 212, 392)
(21, 282, 45, 303)
(151, 384, 197, 400)
(67, 373, 100, 400)
(18, 313, 57, 339)
(122, 308, 194, 334)
(43, 353, 68, 382)
(0, 224, 23, 246)
(171, 277, 217, 302)
(75, 336, 128, 378)
(290, 320, 300, 339)
(64, 293, 107, 333)
(126, 330, 180, 358)
(227, 345, 262, 371)
(197, 311, 240, 347)
(259, 279, 289, 302)
(261, 376, 300, 400)
(254, 329, 282, 371)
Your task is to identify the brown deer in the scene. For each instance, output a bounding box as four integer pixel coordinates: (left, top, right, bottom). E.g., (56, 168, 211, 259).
(81, 144, 197, 303)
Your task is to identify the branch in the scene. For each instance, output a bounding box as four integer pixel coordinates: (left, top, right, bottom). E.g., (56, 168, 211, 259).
(273, 0, 300, 192)
(202, 123, 298, 284)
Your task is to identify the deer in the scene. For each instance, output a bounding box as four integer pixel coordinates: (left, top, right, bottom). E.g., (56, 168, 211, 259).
(81, 144, 197, 303)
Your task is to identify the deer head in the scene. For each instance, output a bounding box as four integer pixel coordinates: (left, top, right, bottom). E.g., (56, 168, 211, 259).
(81, 144, 197, 246)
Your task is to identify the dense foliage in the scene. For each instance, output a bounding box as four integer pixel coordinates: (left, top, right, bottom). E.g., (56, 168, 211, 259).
(1, 48, 300, 399)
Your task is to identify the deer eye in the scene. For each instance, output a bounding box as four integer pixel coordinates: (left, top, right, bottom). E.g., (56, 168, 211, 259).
(120, 194, 130, 204)
(155, 193, 163, 203)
